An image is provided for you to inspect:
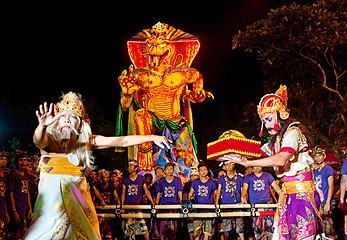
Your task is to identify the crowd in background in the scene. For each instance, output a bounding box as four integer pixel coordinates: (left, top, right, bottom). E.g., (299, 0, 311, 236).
(0, 149, 346, 240)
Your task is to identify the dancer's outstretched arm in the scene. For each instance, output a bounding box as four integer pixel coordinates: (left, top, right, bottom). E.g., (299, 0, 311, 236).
(93, 135, 171, 150)
(221, 151, 292, 168)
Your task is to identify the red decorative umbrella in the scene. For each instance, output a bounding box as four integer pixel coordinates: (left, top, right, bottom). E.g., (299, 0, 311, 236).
(325, 151, 341, 165)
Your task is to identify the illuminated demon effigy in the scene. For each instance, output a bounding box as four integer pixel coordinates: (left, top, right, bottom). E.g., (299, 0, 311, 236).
(117, 22, 213, 179)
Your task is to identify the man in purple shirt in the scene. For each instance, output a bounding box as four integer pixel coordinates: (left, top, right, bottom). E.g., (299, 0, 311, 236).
(8, 150, 32, 240)
(313, 147, 335, 239)
(97, 169, 115, 240)
(0, 151, 9, 239)
(156, 161, 183, 240)
(215, 162, 244, 240)
(189, 163, 217, 240)
(242, 167, 281, 239)
(121, 159, 154, 240)
(340, 156, 347, 239)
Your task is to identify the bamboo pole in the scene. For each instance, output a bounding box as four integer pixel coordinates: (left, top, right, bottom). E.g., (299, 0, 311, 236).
(95, 203, 277, 210)
(97, 211, 275, 219)
(96, 203, 277, 219)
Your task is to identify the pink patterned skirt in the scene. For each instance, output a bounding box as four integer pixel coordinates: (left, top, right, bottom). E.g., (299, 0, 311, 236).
(275, 172, 321, 240)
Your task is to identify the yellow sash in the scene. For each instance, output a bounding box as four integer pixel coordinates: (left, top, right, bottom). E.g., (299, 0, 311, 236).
(283, 180, 316, 194)
(40, 155, 83, 177)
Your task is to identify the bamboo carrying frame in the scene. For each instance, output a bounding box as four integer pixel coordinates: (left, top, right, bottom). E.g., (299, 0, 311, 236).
(96, 204, 277, 219)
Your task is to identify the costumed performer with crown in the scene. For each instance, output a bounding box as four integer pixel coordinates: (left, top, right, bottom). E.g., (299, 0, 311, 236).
(25, 92, 170, 240)
(222, 85, 321, 240)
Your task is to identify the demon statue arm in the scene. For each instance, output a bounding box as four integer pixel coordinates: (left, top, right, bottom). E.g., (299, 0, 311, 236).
(118, 64, 138, 111)
(182, 68, 214, 103)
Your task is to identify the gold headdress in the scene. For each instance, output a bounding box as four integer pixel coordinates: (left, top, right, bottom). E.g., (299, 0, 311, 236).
(112, 169, 123, 178)
(257, 85, 290, 120)
(54, 92, 90, 123)
(257, 85, 290, 136)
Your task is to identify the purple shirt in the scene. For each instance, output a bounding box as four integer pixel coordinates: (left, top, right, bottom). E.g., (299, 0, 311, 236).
(191, 178, 217, 204)
(218, 174, 244, 204)
(314, 164, 334, 203)
(0, 173, 7, 221)
(121, 175, 146, 205)
(156, 176, 183, 205)
(97, 183, 116, 205)
(244, 172, 274, 204)
(341, 157, 347, 175)
(7, 169, 30, 217)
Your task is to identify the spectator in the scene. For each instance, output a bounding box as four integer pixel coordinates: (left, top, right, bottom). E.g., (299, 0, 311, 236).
(0, 151, 10, 239)
(109, 169, 124, 240)
(244, 167, 253, 176)
(26, 155, 39, 219)
(241, 166, 281, 239)
(97, 169, 115, 240)
(7, 150, 32, 240)
(215, 162, 244, 240)
(156, 161, 183, 240)
(151, 164, 166, 203)
(150, 164, 166, 239)
(313, 147, 336, 239)
(183, 167, 199, 240)
(144, 173, 154, 204)
(145, 173, 153, 186)
(183, 167, 199, 203)
(88, 169, 104, 206)
(216, 169, 226, 239)
(189, 163, 217, 240)
(122, 159, 154, 240)
(339, 157, 347, 239)
(110, 169, 123, 205)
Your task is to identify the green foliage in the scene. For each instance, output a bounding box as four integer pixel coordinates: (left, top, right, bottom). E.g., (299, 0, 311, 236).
(232, 0, 347, 159)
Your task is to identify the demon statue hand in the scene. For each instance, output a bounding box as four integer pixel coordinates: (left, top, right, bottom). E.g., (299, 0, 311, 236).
(118, 22, 213, 177)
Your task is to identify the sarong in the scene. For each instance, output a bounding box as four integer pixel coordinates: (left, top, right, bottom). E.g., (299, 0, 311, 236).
(274, 171, 320, 240)
(124, 214, 148, 240)
(25, 154, 101, 240)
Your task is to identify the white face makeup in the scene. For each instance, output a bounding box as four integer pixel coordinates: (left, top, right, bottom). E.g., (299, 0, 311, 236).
(262, 113, 278, 135)
(58, 111, 80, 140)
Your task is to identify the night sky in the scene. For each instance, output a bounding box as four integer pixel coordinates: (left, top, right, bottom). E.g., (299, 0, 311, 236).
(1, 1, 295, 168)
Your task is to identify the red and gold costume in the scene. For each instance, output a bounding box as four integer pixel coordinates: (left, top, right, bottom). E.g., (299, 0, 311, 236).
(258, 85, 320, 240)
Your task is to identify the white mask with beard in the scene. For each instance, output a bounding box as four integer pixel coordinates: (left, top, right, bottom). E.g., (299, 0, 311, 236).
(57, 123, 80, 151)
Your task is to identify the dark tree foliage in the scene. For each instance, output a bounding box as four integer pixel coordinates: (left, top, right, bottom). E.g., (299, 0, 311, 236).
(232, 0, 347, 159)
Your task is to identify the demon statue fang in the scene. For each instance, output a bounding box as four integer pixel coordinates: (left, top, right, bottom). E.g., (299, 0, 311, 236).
(117, 22, 213, 180)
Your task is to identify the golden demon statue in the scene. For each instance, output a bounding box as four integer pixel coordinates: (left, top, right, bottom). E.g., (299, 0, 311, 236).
(117, 22, 213, 176)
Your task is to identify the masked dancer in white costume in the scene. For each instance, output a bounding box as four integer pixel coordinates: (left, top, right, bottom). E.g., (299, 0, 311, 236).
(25, 92, 170, 240)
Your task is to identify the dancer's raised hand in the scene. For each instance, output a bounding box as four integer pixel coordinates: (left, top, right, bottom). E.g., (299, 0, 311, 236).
(35, 102, 60, 127)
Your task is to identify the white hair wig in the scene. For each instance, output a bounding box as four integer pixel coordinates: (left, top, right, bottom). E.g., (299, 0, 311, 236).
(46, 92, 94, 169)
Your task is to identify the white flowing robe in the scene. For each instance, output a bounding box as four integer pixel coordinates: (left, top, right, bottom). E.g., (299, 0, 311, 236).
(25, 154, 101, 240)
